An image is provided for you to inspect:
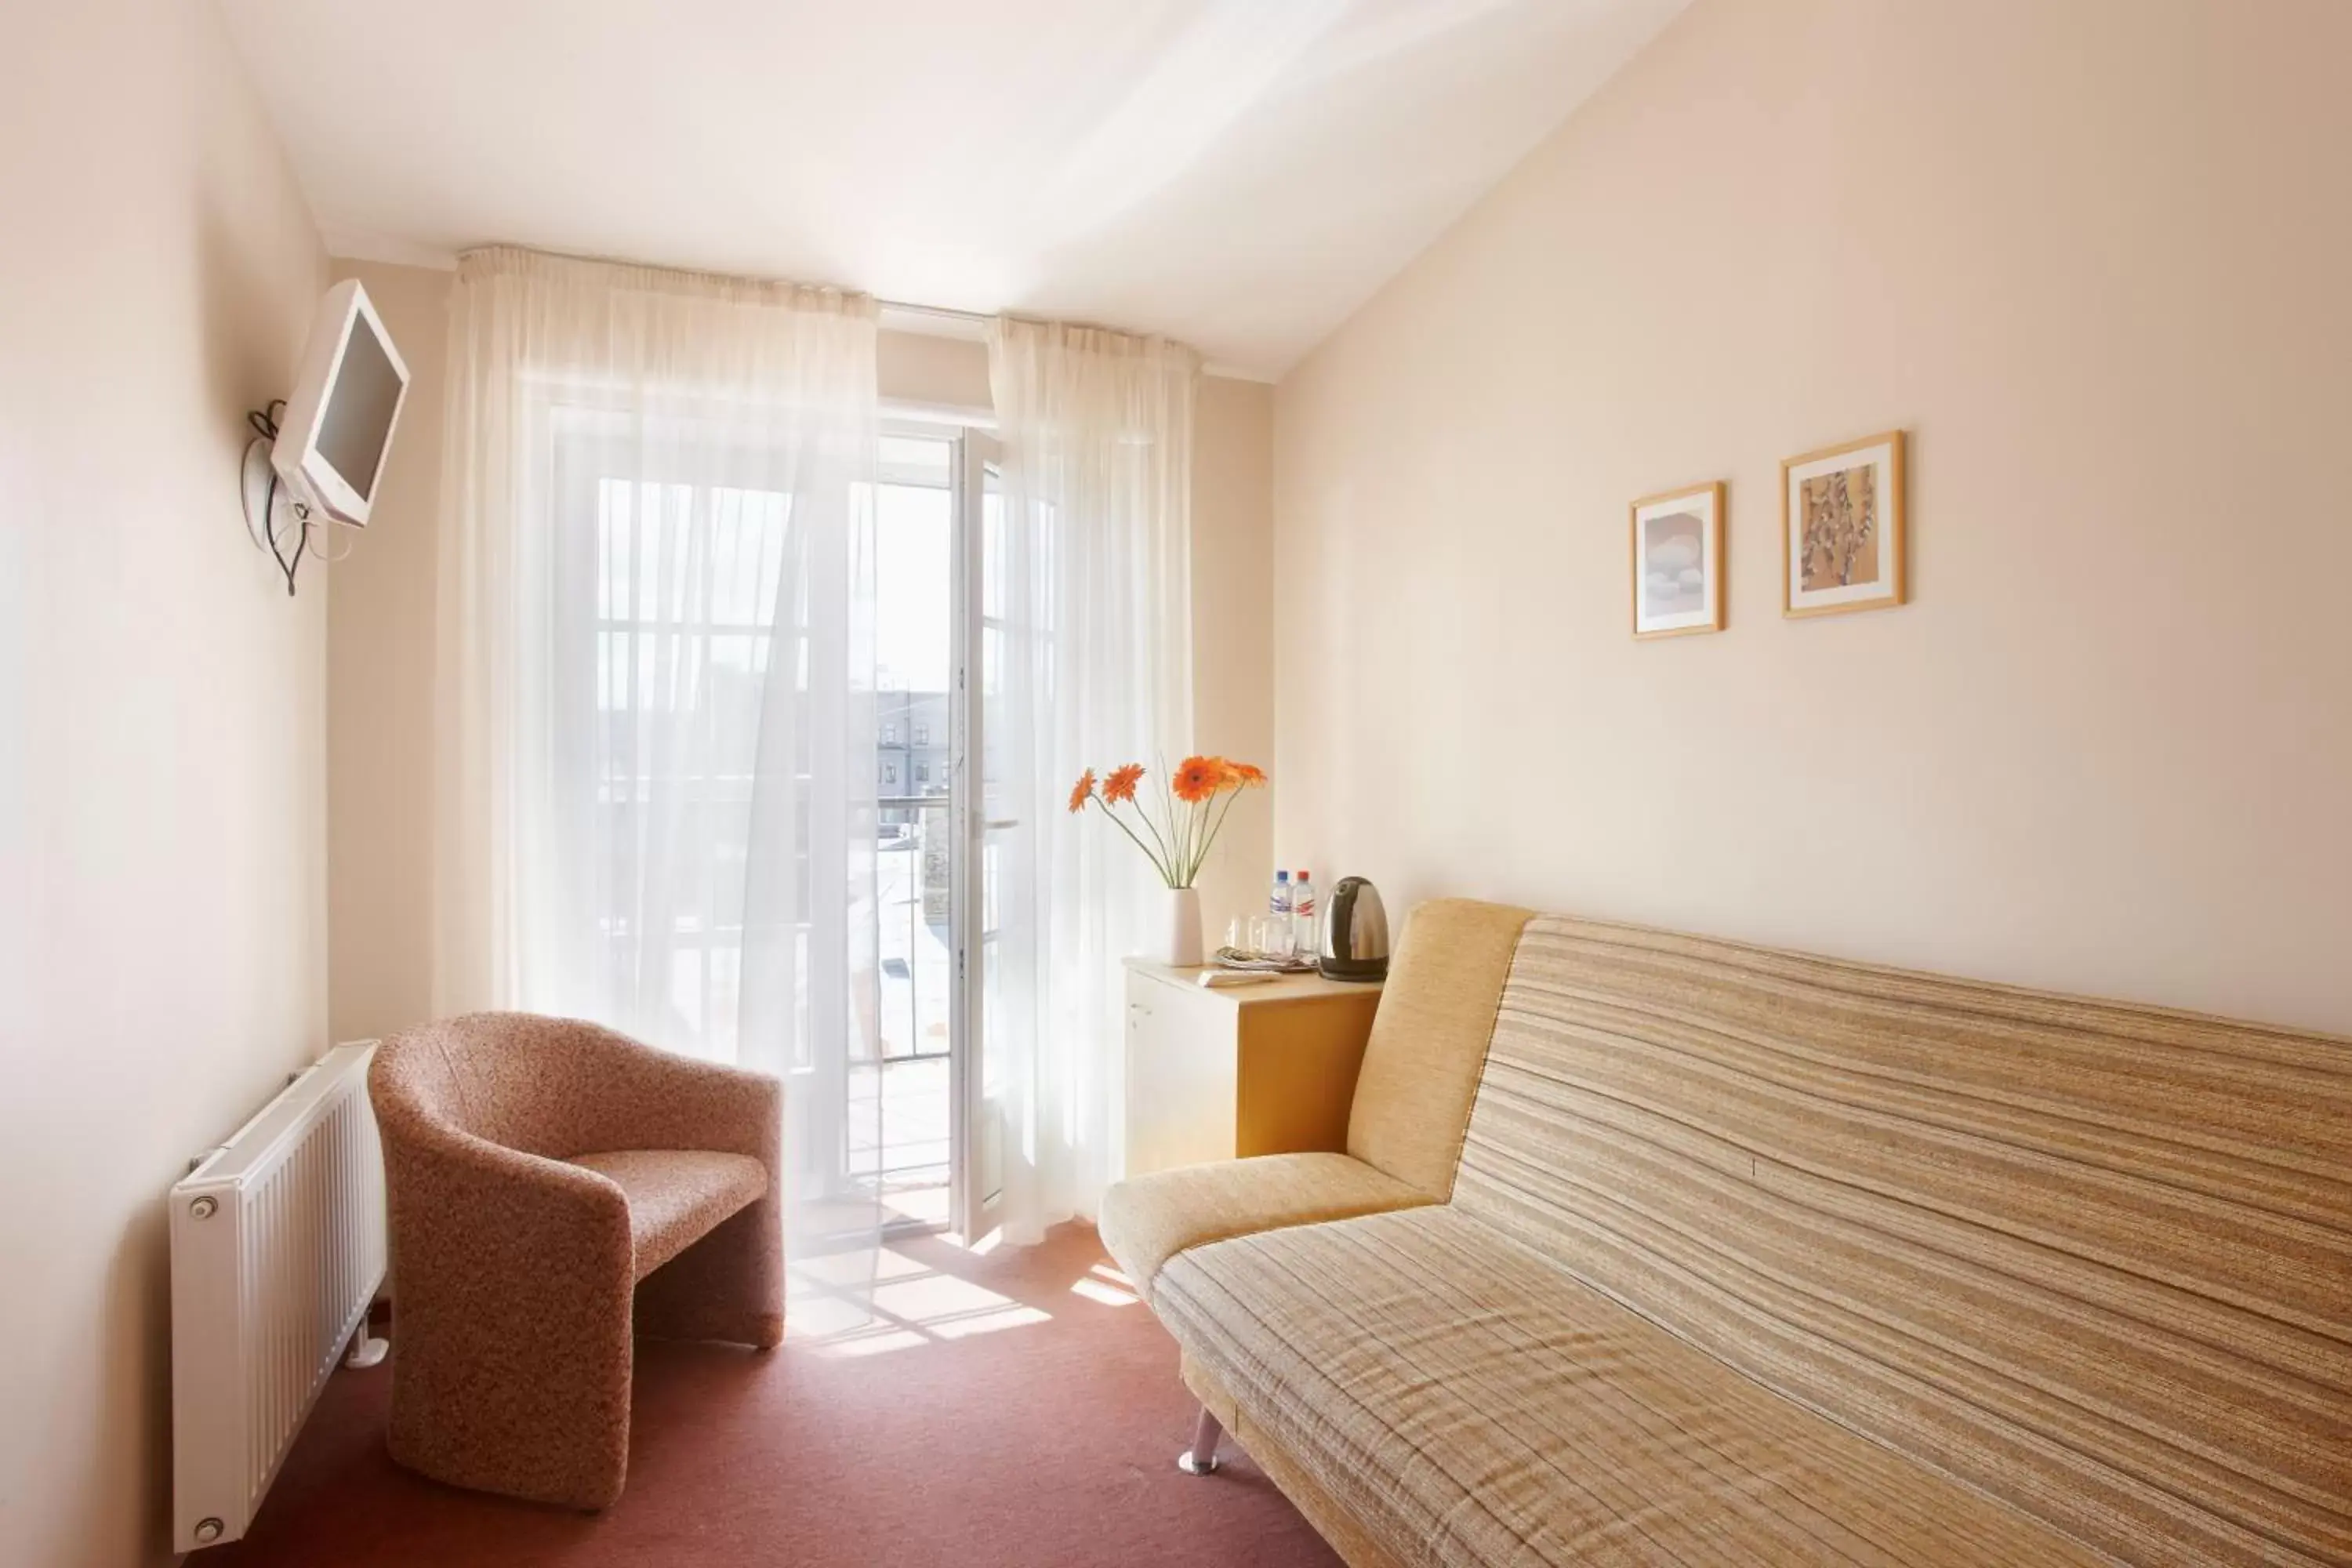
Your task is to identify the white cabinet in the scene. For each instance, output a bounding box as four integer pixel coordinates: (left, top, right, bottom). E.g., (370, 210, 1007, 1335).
(1122, 960, 1385, 1180)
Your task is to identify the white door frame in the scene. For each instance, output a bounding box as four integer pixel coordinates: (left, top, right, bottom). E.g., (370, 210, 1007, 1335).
(949, 429, 1004, 1242)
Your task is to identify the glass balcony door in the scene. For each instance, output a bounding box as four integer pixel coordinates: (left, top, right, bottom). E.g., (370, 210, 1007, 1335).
(953, 431, 1005, 1243)
(845, 423, 1007, 1243)
(857, 429, 961, 1229)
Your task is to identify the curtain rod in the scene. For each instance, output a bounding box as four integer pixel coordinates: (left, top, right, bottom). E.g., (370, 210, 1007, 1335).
(878, 299, 989, 325)
(877, 299, 991, 343)
(875, 299, 1270, 383)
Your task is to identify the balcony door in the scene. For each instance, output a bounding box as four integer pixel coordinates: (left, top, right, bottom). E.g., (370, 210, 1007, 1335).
(866, 426, 1004, 1242)
(953, 430, 1007, 1243)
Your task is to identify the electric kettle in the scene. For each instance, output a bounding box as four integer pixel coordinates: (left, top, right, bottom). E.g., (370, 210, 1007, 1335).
(1317, 876, 1389, 982)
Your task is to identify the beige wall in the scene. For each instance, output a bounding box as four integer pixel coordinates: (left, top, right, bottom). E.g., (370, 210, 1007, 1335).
(0, 3, 330, 1565)
(1189, 376, 1278, 946)
(325, 262, 446, 1046)
(325, 277, 1277, 1037)
(1273, 0, 2352, 1033)
(877, 325, 994, 412)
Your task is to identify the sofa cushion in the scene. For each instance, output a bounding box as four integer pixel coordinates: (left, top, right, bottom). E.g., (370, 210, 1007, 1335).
(568, 1149, 768, 1279)
(1344, 898, 1534, 1199)
(1157, 1205, 2107, 1568)
(1453, 914, 2352, 1566)
(1100, 1152, 1429, 1303)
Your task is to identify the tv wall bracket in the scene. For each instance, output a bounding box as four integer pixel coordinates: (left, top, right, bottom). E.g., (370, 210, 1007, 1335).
(239, 400, 311, 597)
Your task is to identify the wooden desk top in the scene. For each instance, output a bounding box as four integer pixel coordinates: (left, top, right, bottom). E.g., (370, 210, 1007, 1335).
(1124, 956, 1385, 1006)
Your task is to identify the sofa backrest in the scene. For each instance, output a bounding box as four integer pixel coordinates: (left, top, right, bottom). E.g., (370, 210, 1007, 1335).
(1450, 912, 2352, 1568)
(1344, 898, 1534, 1199)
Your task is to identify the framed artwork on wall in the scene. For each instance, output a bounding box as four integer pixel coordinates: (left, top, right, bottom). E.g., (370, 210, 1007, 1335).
(1630, 481, 1725, 639)
(1783, 430, 1907, 617)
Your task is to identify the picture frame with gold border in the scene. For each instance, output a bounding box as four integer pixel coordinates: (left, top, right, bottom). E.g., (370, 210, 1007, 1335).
(1630, 480, 1726, 640)
(1782, 430, 1906, 618)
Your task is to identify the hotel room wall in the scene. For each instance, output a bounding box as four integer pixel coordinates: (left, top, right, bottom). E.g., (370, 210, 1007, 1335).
(1272, 0, 2352, 1031)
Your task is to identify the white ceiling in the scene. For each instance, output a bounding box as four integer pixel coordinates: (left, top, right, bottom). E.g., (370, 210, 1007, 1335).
(219, 0, 1686, 378)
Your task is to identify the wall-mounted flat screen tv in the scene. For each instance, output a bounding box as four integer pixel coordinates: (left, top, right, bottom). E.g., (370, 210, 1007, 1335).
(270, 279, 408, 527)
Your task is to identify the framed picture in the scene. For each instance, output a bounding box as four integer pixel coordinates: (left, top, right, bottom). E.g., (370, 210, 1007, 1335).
(1783, 430, 1906, 617)
(1630, 481, 1725, 639)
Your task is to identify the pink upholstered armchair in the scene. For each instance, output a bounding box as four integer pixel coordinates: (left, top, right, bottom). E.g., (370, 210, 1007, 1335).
(368, 1012, 782, 1509)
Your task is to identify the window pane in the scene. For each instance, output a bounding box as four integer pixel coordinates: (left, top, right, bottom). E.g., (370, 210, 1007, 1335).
(577, 453, 806, 1069)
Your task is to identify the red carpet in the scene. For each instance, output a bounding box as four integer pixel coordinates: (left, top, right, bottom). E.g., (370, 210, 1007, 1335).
(211, 1223, 1340, 1567)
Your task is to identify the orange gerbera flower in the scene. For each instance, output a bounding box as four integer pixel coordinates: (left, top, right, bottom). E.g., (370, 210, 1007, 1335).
(1171, 755, 1227, 804)
(1067, 769, 1096, 813)
(1226, 760, 1269, 789)
(1102, 763, 1145, 804)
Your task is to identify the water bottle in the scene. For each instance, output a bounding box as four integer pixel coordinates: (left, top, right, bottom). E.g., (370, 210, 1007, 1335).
(1292, 869, 1317, 958)
(1268, 869, 1294, 956)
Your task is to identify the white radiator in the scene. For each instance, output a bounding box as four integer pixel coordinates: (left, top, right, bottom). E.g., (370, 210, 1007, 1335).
(170, 1042, 387, 1552)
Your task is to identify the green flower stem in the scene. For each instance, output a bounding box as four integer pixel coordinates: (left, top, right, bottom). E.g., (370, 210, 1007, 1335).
(1091, 797, 1175, 884)
(1128, 787, 1178, 882)
(1150, 752, 1178, 874)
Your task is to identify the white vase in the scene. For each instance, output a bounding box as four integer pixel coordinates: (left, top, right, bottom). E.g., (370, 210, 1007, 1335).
(1152, 885, 1205, 967)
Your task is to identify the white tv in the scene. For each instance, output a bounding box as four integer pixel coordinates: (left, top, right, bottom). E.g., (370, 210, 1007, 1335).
(270, 279, 409, 527)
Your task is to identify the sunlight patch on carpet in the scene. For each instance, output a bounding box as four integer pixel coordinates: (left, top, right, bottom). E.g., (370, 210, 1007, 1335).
(787, 1243, 1051, 1356)
(1071, 1262, 1141, 1307)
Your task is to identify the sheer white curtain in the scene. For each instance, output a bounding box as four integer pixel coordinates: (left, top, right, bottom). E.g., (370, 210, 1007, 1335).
(986, 318, 1199, 1243)
(433, 246, 886, 1275)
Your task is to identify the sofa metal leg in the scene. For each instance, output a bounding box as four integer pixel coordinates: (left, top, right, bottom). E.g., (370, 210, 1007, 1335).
(1177, 1406, 1224, 1475)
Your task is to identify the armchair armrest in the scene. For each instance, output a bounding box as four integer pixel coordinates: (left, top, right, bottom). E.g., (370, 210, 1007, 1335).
(376, 1116, 639, 1506)
(383, 1113, 636, 1323)
(559, 1028, 787, 1348)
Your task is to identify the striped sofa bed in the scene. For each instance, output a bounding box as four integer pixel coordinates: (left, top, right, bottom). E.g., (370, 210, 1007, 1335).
(1098, 899, 2352, 1567)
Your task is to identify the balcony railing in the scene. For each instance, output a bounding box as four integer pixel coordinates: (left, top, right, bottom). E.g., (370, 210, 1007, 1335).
(876, 793, 951, 1063)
